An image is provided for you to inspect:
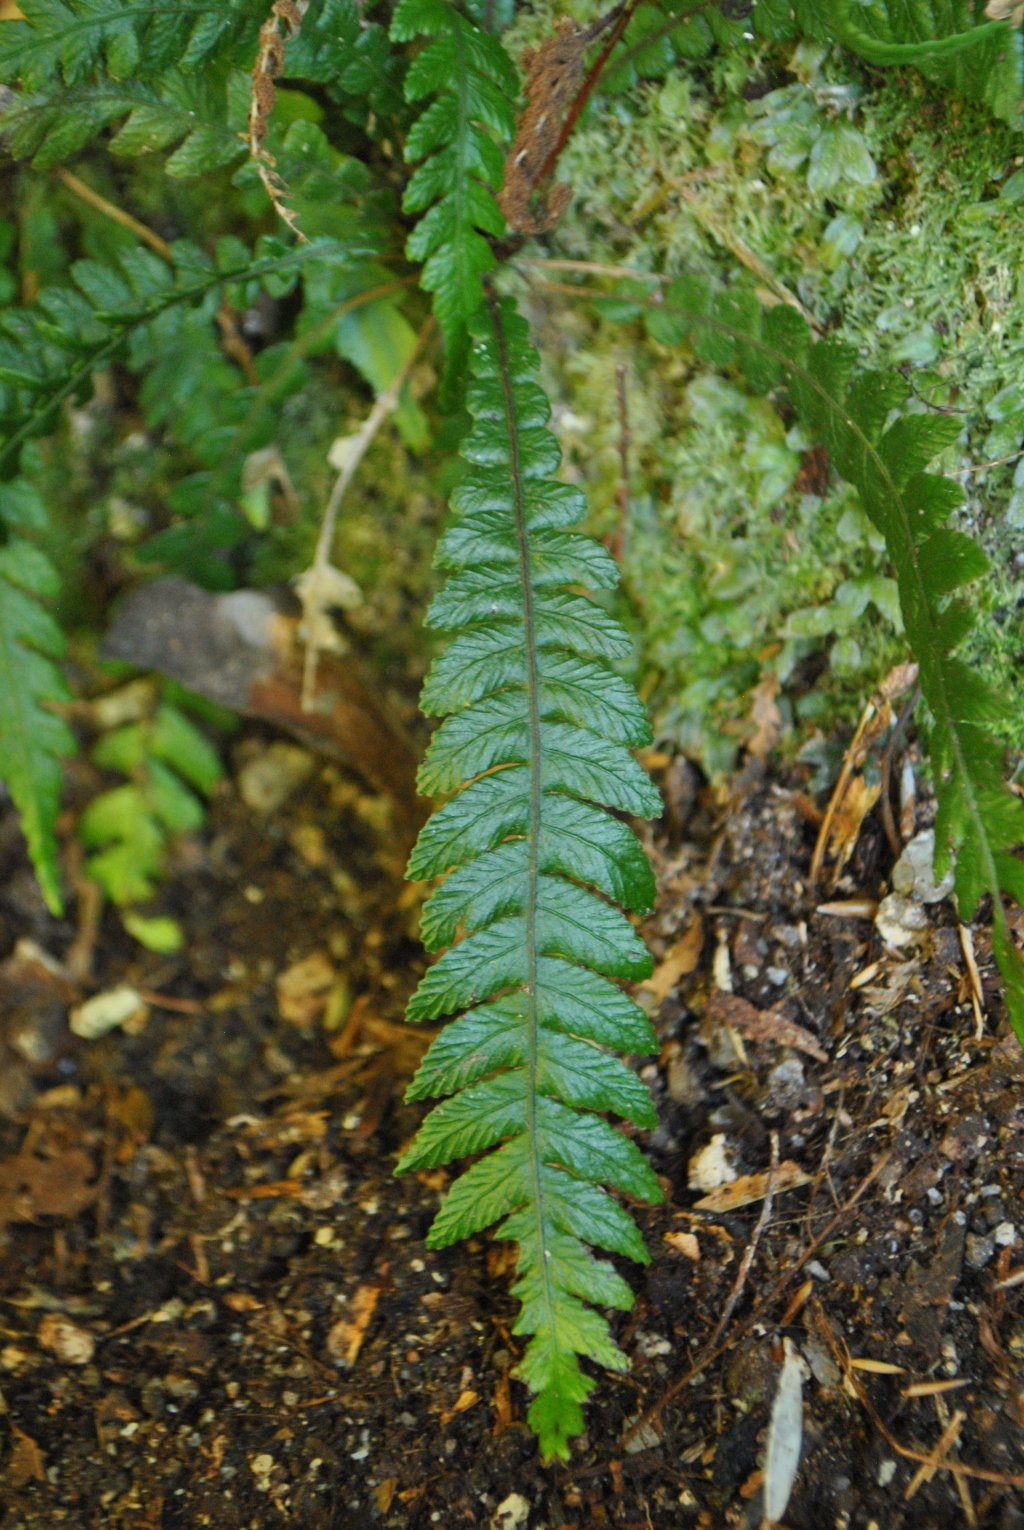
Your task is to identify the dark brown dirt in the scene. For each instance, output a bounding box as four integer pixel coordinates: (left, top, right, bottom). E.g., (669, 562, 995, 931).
(0, 737, 1023, 1530)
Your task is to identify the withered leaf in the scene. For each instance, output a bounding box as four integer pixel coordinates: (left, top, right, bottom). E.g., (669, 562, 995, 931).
(706, 990, 827, 1063)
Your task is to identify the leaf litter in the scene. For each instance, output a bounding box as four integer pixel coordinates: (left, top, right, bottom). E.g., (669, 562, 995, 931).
(0, 708, 1022, 1524)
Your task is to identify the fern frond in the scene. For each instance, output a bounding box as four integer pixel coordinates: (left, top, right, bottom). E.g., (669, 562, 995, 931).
(0, 235, 366, 478)
(0, 0, 259, 89)
(0, 479, 75, 915)
(397, 295, 663, 1462)
(82, 700, 221, 914)
(639, 277, 1024, 1038)
(390, 0, 517, 357)
(792, 0, 1023, 128)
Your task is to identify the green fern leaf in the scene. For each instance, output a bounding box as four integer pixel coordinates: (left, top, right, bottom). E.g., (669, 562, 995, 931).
(793, 0, 1024, 127)
(648, 276, 1024, 1042)
(0, 486, 75, 915)
(397, 295, 663, 1461)
(391, 0, 516, 357)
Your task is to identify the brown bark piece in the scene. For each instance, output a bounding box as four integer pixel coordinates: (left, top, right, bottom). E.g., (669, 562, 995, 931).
(706, 990, 828, 1063)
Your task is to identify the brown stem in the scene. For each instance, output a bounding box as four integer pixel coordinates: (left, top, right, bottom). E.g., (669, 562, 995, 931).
(536, 0, 641, 187)
(56, 168, 173, 263)
(610, 364, 630, 562)
(879, 685, 920, 859)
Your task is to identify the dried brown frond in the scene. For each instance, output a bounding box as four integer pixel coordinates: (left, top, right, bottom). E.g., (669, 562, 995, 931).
(248, 0, 310, 241)
(498, 18, 587, 237)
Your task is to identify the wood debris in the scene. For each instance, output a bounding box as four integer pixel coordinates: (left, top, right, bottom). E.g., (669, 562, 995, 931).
(692, 1160, 811, 1213)
(706, 990, 828, 1063)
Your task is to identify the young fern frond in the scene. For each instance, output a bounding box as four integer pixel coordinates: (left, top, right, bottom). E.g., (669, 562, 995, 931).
(390, 0, 517, 361)
(638, 278, 1024, 1035)
(788, 0, 1023, 128)
(397, 295, 664, 1462)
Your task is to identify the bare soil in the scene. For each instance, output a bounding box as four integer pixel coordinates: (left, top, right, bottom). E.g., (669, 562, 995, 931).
(0, 736, 1023, 1530)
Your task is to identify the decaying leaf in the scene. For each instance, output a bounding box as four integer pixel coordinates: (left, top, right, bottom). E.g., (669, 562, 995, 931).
(440, 1388, 480, 1426)
(692, 1160, 811, 1213)
(641, 917, 703, 1003)
(276, 952, 337, 1027)
(6, 1424, 45, 1488)
(0, 1146, 97, 1226)
(763, 1337, 807, 1525)
(664, 1230, 700, 1261)
(826, 773, 880, 876)
(326, 1285, 380, 1367)
(498, 19, 587, 236)
(707, 990, 828, 1063)
(748, 673, 782, 761)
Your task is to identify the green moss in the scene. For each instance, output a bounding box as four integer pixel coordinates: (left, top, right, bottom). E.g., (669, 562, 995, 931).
(497, 16, 1024, 770)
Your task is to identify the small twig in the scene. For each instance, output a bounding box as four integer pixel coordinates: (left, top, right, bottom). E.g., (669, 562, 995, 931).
(706, 1131, 779, 1351)
(137, 990, 205, 1014)
(818, 1315, 1024, 1489)
(809, 695, 879, 887)
(610, 364, 630, 562)
(620, 1151, 890, 1449)
(300, 316, 435, 709)
(55, 168, 173, 262)
(948, 447, 1024, 477)
(879, 684, 920, 859)
(904, 1409, 966, 1499)
(64, 875, 103, 985)
(216, 299, 260, 387)
(958, 924, 986, 1041)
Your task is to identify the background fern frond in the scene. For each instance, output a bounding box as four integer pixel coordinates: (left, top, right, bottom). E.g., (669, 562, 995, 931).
(639, 277, 1024, 1039)
(0, 235, 367, 478)
(789, 0, 1023, 128)
(390, 0, 517, 365)
(0, 477, 74, 915)
(397, 294, 663, 1461)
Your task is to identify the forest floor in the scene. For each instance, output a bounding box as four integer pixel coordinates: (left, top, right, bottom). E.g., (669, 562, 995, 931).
(0, 720, 1023, 1530)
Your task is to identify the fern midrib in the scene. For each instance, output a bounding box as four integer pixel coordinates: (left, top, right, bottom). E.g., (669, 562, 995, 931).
(486, 290, 558, 1351)
(451, 8, 472, 269)
(835, 14, 1008, 63)
(665, 298, 1002, 917)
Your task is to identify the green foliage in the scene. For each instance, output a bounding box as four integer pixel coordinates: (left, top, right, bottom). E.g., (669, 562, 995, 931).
(397, 297, 663, 1461)
(778, 0, 1024, 128)
(646, 275, 1024, 1038)
(80, 697, 221, 941)
(0, 476, 74, 914)
(0, 0, 260, 169)
(391, 0, 517, 360)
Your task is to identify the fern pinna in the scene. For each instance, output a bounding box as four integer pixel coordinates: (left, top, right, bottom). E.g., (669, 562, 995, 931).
(396, 295, 663, 1461)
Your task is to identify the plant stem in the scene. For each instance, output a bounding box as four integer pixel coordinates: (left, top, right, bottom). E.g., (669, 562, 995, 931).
(300, 315, 435, 710)
(55, 168, 173, 262)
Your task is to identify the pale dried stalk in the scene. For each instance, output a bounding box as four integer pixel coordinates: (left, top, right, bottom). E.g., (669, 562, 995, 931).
(249, 0, 311, 241)
(300, 317, 435, 710)
(706, 1130, 779, 1352)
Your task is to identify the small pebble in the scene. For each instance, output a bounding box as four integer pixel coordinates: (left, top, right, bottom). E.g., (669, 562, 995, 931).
(807, 1261, 830, 1282)
(877, 1460, 897, 1487)
(995, 1222, 1016, 1247)
(69, 986, 148, 1040)
(37, 1313, 95, 1366)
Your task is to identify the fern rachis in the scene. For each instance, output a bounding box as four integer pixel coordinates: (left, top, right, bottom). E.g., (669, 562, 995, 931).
(397, 294, 664, 1461)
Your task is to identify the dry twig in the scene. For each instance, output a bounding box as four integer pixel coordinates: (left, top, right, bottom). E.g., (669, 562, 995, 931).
(620, 1151, 890, 1450)
(299, 316, 435, 709)
(706, 1130, 779, 1351)
(56, 168, 173, 262)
